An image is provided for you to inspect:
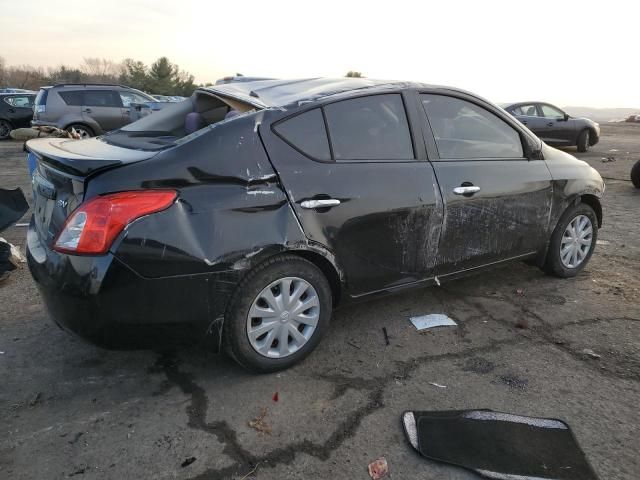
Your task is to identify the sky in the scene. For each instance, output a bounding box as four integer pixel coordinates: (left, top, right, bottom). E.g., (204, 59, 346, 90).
(1, 0, 638, 108)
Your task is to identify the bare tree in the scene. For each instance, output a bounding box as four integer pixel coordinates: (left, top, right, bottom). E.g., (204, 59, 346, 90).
(345, 71, 364, 78)
(80, 58, 121, 82)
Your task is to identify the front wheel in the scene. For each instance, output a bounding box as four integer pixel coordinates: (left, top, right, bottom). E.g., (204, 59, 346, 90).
(543, 203, 598, 278)
(576, 129, 590, 152)
(223, 255, 332, 373)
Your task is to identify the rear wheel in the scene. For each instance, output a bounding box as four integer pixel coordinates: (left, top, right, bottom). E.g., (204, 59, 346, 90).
(223, 255, 332, 373)
(576, 129, 590, 152)
(543, 203, 597, 278)
(631, 159, 640, 188)
(67, 124, 94, 139)
(0, 119, 13, 140)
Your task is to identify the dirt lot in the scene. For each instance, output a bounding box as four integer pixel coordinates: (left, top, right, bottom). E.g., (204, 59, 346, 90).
(1, 124, 639, 480)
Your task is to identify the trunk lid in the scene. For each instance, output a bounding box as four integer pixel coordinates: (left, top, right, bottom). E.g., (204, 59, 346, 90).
(26, 137, 157, 246)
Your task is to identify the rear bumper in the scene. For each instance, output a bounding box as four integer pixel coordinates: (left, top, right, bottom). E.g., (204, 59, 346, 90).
(26, 221, 236, 350)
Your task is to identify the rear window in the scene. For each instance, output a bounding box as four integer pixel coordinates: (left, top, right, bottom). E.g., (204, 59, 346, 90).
(84, 90, 122, 108)
(58, 91, 84, 106)
(35, 88, 48, 106)
(324, 94, 414, 160)
(273, 108, 331, 160)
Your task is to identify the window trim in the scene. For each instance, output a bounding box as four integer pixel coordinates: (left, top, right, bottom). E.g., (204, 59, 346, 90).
(418, 92, 530, 162)
(271, 91, 420, 164)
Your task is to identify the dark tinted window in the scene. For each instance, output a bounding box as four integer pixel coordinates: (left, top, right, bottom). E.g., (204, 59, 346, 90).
(273, 108, 331, 160)
(324, 94, 414, 160)
(83, 90, 121, 107)
(58, 90, 84, 106)
(422, 94, 523, 160)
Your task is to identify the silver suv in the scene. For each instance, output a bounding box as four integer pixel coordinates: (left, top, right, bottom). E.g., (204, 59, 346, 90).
(32, 84, 156, 138)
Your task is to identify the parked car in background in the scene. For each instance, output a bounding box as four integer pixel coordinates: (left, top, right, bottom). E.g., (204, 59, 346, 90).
(502, 102, 600, 152)
(32, 84, 157, 138)
(0, 92, 36, 139)
(0, 88, 36, 94)
(26, 78, 604, 372)
(625, 114, 640, 123)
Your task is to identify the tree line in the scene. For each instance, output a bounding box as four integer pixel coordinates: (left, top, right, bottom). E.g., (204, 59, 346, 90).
(0, 56, 198, 96)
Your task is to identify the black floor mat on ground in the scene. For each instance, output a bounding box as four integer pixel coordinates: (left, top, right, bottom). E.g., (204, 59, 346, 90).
(0, 188, 28, 232)
(402, 409, 598, 479)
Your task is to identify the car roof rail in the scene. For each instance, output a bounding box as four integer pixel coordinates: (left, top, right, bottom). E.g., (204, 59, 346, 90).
(52, 83, 128, 88)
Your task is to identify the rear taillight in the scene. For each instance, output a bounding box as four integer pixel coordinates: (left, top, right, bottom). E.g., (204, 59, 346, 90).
(35, 105, 46, 114)
(54, 190, 177, 255)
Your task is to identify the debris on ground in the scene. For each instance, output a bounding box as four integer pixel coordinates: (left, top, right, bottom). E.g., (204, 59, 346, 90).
(10, 126, 81, 141)
(347, 340, 361, 349)
(515, 318, 529, 329)
(367, 457, 389, 479)
(515, 288, 525, 296)
(29, 392, 42, 407)
(181, 457, 196, 467)
(582, 348, 601, 359)
(382, 327, 390, 345)
(410, 314, 457, 330)
(402, 410, 598, 480)
(428, 382, 447, 388)
(596, 239, 610, 245)
(0, 238, 26, 283)
(601, 156, 616, 163)
(248, 408, 271, 435)
(272, 391, 279, 402)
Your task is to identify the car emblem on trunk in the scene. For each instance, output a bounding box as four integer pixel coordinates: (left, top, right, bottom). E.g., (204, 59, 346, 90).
(57, 199, 68, 208)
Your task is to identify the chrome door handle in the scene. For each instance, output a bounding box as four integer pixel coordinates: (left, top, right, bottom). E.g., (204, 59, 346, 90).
(300, 199, 341, 209)
(453, 186, 481, 195)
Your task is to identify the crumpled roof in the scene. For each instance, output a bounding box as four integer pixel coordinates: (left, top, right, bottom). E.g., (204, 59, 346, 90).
(200, 78, 421, 109)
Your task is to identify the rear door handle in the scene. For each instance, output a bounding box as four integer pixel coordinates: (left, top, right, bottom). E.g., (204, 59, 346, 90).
(453, 186, 481, 196)
(547, 122, 554, 127)
(83, 108, 92, 113)
(300, 199, 341, 209)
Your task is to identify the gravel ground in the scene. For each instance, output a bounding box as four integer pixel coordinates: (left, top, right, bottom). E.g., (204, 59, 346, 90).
(1, 124, 639, 480)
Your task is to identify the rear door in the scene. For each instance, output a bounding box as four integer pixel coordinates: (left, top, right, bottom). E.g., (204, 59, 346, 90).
(261, 92, 443, 296)
(118, 90, 154, 125)
(3, 94, 35, 127)
(508, 103, 547, 138)
(82, 90, 125, 132)
(420, 93, 553, 276)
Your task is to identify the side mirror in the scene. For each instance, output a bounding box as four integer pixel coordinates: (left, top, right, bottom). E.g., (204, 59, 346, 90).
(563, 113, 570, 121)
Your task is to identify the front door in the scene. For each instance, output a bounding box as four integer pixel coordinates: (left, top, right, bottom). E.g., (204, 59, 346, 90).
(4, 94, 35, 128)
(262, 92, 443, 296)
(82, 90, 125, 132)
(420, 93, 553, 275)
(539, 103, 576, 145)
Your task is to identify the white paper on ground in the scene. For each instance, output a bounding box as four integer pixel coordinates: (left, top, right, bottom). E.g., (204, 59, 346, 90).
(410, 314, 457, 330)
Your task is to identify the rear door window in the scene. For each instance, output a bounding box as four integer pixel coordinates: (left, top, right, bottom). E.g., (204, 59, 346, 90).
(84, 90, 122, 108)
(4, 95, 34, 108)
(273, 108, 331, 161)
(421, 94, 524, 160)
(58, 90, 84, 106)
(511, 104, 539, 116)
(324, 94, 414, 160)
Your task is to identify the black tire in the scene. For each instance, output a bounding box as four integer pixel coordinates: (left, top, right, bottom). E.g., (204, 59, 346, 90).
(0, 119, 13, 140)
(576, 129, 590, 152)
(67, 124, 94, 138)
(631, 159, 640, 188)
(543, 203, 598, 278)
(223, 254, 332, 373)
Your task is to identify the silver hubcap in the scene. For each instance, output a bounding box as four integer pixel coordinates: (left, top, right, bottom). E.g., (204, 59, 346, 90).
(560, 215, 593, 268)
(247, 277, 320, 358)
(72, 127, 90, 139)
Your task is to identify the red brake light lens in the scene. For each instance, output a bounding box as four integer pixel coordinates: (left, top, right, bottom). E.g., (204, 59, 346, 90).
(54, 190, 177, 255)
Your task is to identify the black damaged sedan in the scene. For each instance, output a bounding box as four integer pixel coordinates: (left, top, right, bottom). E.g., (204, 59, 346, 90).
(26, 78, 604, 372)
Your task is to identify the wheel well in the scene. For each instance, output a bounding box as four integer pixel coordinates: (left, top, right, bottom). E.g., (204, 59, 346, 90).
(290, 250, 342, 306)
(580, 194, 602, 227)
